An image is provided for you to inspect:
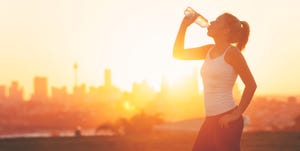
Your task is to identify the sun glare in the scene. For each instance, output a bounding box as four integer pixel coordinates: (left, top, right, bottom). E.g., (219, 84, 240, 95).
(123, 101, 135, 112)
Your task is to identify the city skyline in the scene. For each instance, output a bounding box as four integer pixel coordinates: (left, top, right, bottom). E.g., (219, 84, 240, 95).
(0, 68, 201, 101)
(1, 0, 300, 97)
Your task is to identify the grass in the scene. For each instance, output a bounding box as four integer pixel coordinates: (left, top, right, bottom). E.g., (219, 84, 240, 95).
(0, 131, 299, 151)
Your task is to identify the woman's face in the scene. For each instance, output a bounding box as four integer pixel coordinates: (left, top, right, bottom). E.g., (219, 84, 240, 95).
(207, 15, 229, 38)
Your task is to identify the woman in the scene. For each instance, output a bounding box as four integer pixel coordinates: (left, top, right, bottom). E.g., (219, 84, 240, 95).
(173, 12, 257, 151)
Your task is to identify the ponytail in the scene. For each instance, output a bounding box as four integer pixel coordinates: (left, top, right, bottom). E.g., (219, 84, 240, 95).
(237, 21, 250, 51)
(218, 13, 250, 51)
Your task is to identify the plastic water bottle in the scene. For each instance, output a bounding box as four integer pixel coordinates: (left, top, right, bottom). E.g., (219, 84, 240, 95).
(184, 7, 209, 28)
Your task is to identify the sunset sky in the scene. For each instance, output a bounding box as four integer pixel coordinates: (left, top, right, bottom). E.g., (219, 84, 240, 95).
(0, 0, 299, 99)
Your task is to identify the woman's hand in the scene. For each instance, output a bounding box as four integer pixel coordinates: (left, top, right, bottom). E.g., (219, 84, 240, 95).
(181, 15, 197, 27)
(219, 111, 242, 128)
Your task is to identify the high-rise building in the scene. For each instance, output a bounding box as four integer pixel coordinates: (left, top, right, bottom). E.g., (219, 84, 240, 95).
(131, 80, 156, 108)
(72, 84, 86, 101)
(51, 86, 68, 101)
(32, 77, 48, 101)
(98, 69, 122, 101)
(8, 81, 23, 101)
(0, 85, 6, 101)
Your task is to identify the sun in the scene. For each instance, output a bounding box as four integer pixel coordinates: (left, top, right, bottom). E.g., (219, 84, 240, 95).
(123, 101, 136, 112)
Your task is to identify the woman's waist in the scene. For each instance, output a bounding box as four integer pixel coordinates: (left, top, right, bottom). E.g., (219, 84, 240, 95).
(206, 106, 238, 119)
(203, 96, 237, 116)
(203, 91, 234, 100)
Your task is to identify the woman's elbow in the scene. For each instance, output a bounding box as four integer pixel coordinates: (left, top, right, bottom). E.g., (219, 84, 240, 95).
(247, 82, 257, 92)
(252, 83, 257, 92)
(173, 53, 179, 59)
(172, 48, 180, 59)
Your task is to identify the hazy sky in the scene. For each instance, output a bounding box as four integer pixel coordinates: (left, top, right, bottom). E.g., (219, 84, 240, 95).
(0, 0, 300, 99)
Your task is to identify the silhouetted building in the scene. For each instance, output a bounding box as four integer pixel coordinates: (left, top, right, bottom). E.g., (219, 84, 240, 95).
(86, 86, 101, 102)
(73, 84, 87, 101)
(99, 69, 122, 101)
(131, 80, 156, 108)
(8, 81, 23, 101)
(287, 96, 297, 104)
(51, 86, 68, 101)
(32, 77, 48, 101)
(0, 85, 6, 101)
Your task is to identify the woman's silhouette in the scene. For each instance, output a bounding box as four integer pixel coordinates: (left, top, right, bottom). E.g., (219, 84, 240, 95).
(173, 12, 257, 151)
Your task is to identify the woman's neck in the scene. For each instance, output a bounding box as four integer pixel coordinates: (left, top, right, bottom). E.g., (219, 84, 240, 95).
(214, 38, 230, 50)
(214, 43, 230, 52)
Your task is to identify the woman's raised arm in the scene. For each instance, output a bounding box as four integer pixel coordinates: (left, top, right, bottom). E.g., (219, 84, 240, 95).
(173, 17, 212, 60)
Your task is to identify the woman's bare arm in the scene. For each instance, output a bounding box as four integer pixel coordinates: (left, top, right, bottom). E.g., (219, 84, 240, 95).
(228, 48, 257, 116)
(173, 17, 212, 60)
(219, 47, 257, 128)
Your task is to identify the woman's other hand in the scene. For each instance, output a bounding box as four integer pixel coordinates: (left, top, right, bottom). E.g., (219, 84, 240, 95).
(219, 112, 242, 128)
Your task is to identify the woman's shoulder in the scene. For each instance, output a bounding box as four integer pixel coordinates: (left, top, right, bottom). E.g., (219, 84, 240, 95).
(226, 46, 242, 57)
(225, 45, 244, 63)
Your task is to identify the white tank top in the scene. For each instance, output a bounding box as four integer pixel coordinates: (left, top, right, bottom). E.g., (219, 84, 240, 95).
(201, 46, 237, 116)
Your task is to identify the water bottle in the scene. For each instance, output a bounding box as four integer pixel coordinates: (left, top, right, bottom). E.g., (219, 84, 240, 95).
(184, 7, 209, 28)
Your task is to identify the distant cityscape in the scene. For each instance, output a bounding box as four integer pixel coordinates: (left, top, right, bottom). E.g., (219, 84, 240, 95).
(0, 68, 300, 136)
(0, 67, 202, 102)
(0, 67, 208, 135)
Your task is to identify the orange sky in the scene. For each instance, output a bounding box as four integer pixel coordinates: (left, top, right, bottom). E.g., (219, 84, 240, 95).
(0, 0, 300, 99)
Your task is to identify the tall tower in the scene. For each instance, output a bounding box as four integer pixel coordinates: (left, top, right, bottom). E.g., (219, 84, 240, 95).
(73, 62, 78, 88)
(104, 69, 112, 87)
